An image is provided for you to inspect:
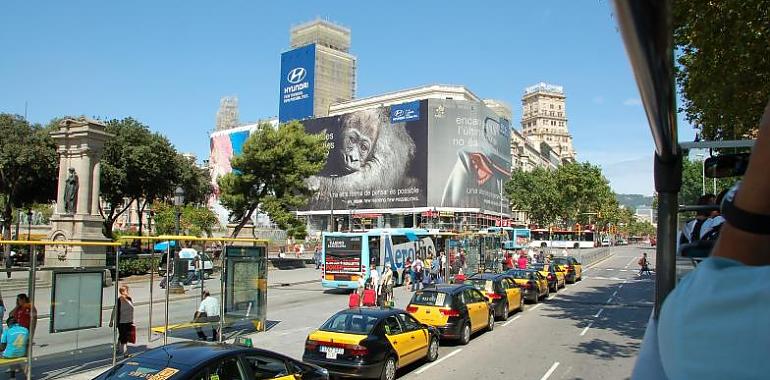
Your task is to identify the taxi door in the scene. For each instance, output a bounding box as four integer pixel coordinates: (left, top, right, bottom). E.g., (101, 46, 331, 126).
(463, 288, 487, 332)
(502, 278, 522, 310)
(398, 313, 430, 361)
(535, 272, 548, 295)
(382, 315, 419, 366)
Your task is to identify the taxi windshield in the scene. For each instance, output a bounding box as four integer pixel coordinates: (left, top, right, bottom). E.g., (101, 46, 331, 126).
(465, 279, 495, 293)
(531, 264, 547, 271)
(507, 270, 531, 279)
(320, 312, 379, 335)
(411, 290, 450, 307)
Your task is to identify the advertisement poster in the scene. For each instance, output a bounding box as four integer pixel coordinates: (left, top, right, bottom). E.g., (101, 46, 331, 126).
(324, 235, 363, 275)
(279, 44, 316, 122)
(301, 103, 428, 210)
(427, 99, 512, 212)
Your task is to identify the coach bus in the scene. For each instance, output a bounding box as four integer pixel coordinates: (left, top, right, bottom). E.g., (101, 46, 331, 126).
(321, 228, 436, 290)
(529, 229, 596, 249)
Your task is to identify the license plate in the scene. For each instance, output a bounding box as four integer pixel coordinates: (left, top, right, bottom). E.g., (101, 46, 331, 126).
(320, 346, 344, 360)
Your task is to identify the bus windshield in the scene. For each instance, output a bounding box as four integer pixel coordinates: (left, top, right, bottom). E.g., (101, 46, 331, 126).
(323, 236, 363, 276)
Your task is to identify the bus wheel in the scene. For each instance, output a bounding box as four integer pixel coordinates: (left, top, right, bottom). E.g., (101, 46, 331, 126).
(573, 243, 580, 249)
(541, 242, 547, 248)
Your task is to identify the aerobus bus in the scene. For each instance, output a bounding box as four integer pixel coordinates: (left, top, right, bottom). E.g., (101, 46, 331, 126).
(482, 227, 532, 250)
(321, 228, 436, 290)
(529, 229, 596, 249)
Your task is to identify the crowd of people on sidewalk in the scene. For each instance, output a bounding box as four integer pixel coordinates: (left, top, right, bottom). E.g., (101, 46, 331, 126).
(0, 292, 37, 378)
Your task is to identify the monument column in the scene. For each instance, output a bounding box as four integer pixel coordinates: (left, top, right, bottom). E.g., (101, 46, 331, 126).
(47, 118, 114, 268)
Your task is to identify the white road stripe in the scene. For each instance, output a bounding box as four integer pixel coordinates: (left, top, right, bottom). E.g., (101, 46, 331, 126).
(540, 362, 560, 380)
(580, 322, 593, 336)
(612, 290, 618, 297)
(594, 308, 604, 318)
(528, 303, 542, 312)
(619, 284, 624, 289)
(606, 297, 613, 304)
(415, 348, 462, 374)
(503, 315, 522, 327)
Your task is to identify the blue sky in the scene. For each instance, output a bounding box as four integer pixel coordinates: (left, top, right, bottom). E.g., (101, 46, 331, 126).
(0, 1, 697, 195)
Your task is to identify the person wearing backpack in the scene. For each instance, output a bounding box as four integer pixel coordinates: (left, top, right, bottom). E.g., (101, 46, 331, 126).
(412, 256, 424, 291)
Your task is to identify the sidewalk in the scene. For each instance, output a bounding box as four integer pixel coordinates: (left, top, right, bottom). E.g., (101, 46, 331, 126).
(2, 266, 321, 380)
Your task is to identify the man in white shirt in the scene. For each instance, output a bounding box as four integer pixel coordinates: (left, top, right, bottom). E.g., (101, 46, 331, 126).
(194, 291, 220, 341)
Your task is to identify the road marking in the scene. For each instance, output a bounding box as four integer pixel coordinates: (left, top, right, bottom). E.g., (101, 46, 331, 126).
(584, 276, 626, 281)
(619, 284, 624, 289)
(612, 290, 618, 297)
(580, 322, 593, 336)
(605, 268, 614, 271)
(415, 348, 462, 374)
(503, 315, 522, 327)
(594, 308, 604, 318)
(540, 362, 560, 380)
(606, 297, 613, 304)
(528, 303, 542, 312)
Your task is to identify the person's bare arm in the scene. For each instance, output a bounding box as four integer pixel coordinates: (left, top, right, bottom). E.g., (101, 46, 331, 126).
(712, 99, 770, 265)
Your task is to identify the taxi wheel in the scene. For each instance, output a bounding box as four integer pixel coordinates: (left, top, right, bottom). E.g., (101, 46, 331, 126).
(427, 337, 439, 362)
(519, 295, 525, 311)
(486, 312, 495, 332)
(499, 303, 509, 321)
(459, 323, 471, 345)
(544, 286, 550, 299)
(380, 356, 397, 380)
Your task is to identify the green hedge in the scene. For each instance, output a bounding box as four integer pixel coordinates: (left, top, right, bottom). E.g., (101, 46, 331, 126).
(119, 257, 160, 276)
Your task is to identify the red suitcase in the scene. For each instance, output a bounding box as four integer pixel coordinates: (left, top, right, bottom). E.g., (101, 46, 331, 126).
(362, 289, 377, 306)
(348, 292, 360, 308)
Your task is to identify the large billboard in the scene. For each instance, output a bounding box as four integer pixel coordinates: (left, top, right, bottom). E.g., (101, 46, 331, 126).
(426, 99, 512, 213)
(279, 44, 316, 122)
(301, 102, 429, 210)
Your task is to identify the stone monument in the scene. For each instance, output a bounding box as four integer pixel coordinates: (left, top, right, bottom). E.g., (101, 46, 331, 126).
(47, 117, 113, 268)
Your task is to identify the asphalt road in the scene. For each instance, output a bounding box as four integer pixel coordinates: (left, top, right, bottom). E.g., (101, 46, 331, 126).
(46, 246, 652, 380)
(400, 245, 654, 380)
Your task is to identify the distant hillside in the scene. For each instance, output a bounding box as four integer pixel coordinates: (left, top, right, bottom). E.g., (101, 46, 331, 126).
(616, 193, 654, 210)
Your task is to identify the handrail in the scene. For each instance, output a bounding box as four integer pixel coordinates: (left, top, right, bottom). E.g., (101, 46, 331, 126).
(117, 235, 268, 244)
(680, 140, 755, 150)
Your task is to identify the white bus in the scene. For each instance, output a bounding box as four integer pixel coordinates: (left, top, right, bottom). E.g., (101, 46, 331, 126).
(529, 229, 597, 249)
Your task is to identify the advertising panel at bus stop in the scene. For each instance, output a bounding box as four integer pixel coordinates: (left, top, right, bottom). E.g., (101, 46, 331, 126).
(299, 102, 429, 210)
(426, 99, 513, 213)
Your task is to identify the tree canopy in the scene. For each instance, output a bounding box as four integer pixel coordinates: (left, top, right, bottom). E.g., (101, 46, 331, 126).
(218, 121, 328, 239)
(673, 0, 770, 140)
(100, 117, 181, 238)
(505, 162, 621, 230)
(0, 114, 58, 240)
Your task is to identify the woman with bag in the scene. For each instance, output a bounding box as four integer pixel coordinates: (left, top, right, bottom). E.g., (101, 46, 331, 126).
(109, 285, 135, 357)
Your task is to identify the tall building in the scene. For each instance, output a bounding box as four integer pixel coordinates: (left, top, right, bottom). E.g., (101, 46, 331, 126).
(215, 96, 239, 131)
(279, 19, 356, 122)
(521, 82, 576, 162)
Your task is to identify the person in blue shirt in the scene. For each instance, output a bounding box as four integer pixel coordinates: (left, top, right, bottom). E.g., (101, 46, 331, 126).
(1, 316, 29, 379)
(633, 99, 770, 379)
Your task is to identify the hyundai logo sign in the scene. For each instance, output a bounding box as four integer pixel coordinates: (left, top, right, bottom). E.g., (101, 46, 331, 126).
(394, 110, 405, 117)
(287, 67, 307, 84)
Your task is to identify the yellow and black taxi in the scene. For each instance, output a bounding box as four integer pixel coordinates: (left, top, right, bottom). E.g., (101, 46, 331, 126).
(406, 284, 495, 345)
(552, 256, 583, 283)
(504, 269, 549, 303)
(95, 341, 328, 380)
(303, 308, 440, 380)
(465, 273, 524, 320)
(532, 263, 566, 292)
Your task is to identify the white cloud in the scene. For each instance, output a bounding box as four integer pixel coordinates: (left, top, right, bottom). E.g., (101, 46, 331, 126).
(592, 96, 605, 105)
(623, 98, 642, 106)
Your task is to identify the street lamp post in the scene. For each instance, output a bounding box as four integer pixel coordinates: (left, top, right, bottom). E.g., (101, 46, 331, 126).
(168, 186, 185, 294)
(696, 153, 706, 195)
(329, 175, 338, 232)
(26, 209, 33, 263)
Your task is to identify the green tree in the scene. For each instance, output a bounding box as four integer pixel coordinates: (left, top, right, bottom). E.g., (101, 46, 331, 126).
(100, 118, 181, 238)
(0, 114, 58, 243)
(505, 167, 561, 227)
(152, 201, 218, 237)
(176, 154, 213, 206)
(673, 0, 770, 140)
(218, 121, 328, 238)
(553, 162, 617, 227)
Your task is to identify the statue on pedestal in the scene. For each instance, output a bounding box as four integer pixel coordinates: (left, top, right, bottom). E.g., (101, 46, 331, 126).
(64, 167, 78, 214)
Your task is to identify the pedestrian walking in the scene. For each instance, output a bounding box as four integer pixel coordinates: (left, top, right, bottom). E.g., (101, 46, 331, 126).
(380, 265, 394, 306)
(369, 261, 381, 297)
(638, 253, 652, 276)
(412, 256, 424, 291)
(194, 290, 220, 341)
(404, 257, 413, 290)
(313, 246, 321, 269)
(517, 254, 528, 269)
(1, 316, 29, 379)
(504, 252, 514, 270)
(109, 286, 135, 357)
